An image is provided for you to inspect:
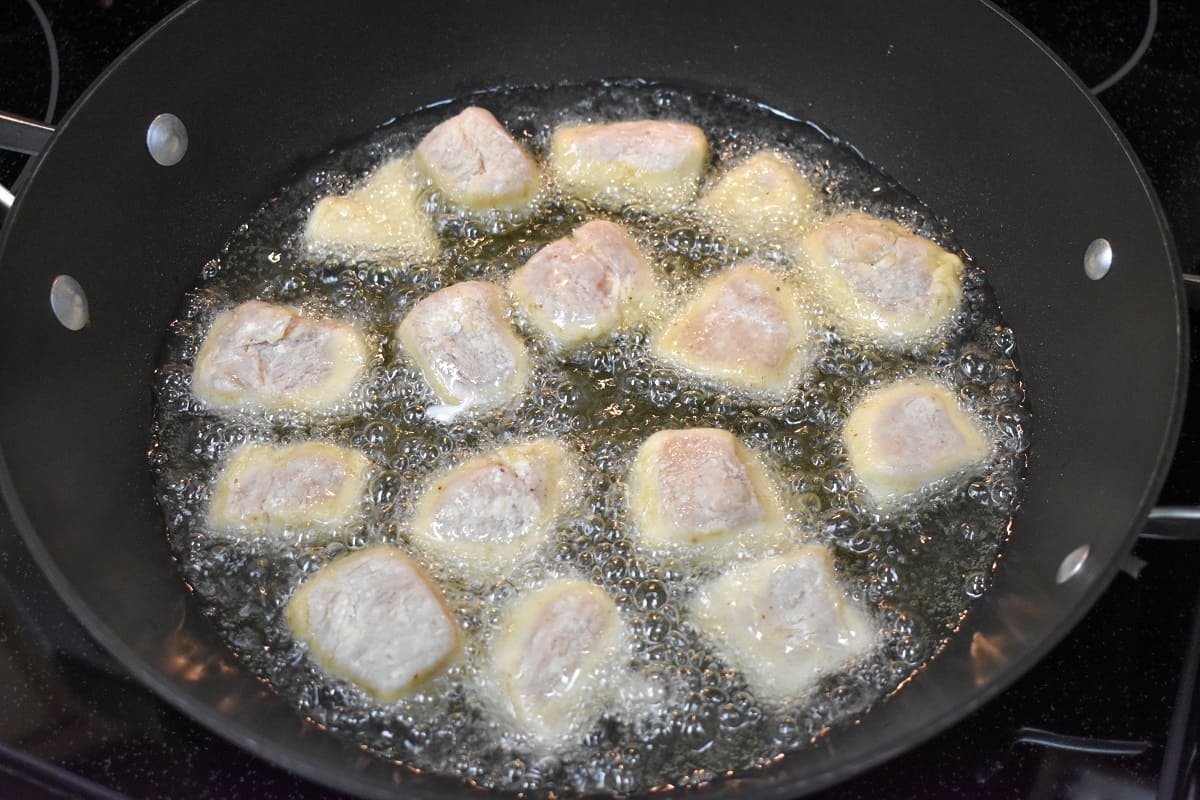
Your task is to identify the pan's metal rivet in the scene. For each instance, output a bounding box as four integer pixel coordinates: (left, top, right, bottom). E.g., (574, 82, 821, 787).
(1084, 238, 1112, 280)
(1055, 544, 1090, 584)
(50, 275, 89, 331)
(147, 113, 188, 166)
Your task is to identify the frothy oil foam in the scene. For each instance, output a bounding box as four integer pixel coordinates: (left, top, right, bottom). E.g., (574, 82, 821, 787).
(149, 80, 1028, 795)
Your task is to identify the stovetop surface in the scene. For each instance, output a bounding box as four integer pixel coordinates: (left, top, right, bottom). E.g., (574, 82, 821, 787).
(1, 2, 1198, 798)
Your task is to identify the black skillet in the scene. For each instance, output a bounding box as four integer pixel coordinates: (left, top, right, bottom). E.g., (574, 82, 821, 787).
(0, 0, 1185, 797)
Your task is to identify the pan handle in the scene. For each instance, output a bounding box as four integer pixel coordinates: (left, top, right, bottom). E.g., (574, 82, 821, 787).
(1183, 274, 1200, 309)
(0, 111, 54, 213)
(1142, 507, 1200, 540)
(0, 110, 53, 157)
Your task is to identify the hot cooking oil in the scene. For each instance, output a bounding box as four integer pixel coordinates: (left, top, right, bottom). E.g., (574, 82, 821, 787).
(148, 80, 1028, 795)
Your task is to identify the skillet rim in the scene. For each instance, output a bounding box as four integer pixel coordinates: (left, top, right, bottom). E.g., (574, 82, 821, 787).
(0, 0, 1186, 796)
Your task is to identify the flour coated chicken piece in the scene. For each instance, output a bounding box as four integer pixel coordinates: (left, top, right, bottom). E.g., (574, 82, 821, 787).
(803, 211, 963, 344)
(304, 156, 439, 260)
(653, 262, 813, 397)
(414, 106, 540, 213)
(627, 427, 783, 554)
(491, 579, 624, 743)
(843, 379, 991, 507)
(690, 546, 875, 700)
(696, 150, 817, 243)
(549, 120, 708, 212)
(411, 440, 570, 571)
(510, 219, 654, 348)
(208, 441, 368, 534)
(395, 281, 530, 417)
(286, 546, 460, 703)
(192, 300, 368, 414)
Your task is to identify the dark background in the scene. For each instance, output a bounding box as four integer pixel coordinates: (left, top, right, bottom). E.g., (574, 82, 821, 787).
(1, 2, 1198, 798)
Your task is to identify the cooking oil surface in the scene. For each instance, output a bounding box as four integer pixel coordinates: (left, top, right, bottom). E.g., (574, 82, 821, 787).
(150, 81, 1028, 795)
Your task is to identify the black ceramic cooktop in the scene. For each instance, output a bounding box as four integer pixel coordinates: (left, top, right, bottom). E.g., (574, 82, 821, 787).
(1, 2, 1198, 798)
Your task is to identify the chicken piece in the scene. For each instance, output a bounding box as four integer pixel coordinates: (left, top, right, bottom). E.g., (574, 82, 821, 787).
(802, 211, 964, 344)
(192, 300, 368, 414)
(491, 580, 624, 742)
(843, 379, 991, 506)
(414, 106, 540, 213)
(653, 262, 813, 397)
(304, 156, 438, 260)
(286, 546, 460, 703)
(696, 150, 817, 243)
(510, 220, 655, 348)
(395, 281, 530, 418)
(411, 440, 570, 570)
(627, 427, 783, 554)
(208, 441, 369, 534)
(690, 546, 875, 700)
(550, 120, 708, 212)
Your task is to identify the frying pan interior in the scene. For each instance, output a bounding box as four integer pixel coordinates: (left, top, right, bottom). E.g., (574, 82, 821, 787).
(0, 1, 1183, 797)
